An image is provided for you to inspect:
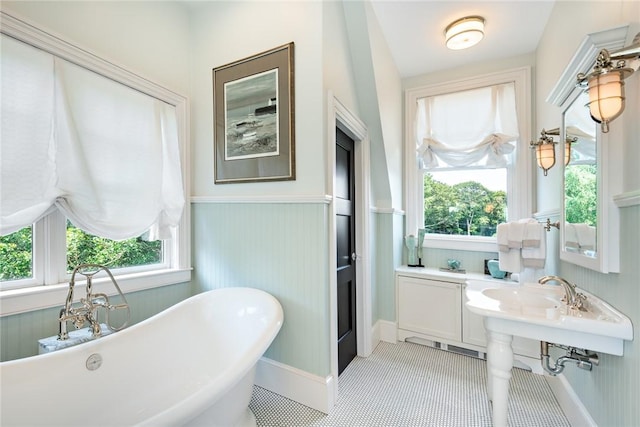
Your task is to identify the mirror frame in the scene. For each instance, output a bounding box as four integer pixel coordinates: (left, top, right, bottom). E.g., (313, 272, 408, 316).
(547, 25, 627, 273)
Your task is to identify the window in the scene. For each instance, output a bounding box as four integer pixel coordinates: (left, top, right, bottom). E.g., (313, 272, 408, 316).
(0, 15, 190, 314)
(424, 169, 507, 237)
(0, 227, 33, 282)
(405, 68, 532, 251)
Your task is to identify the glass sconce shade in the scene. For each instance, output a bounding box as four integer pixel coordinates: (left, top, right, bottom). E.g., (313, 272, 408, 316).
(531, 128, 558, 176)
(564, 141, 572, 166)
(586, 71, 626, 132)
(577, 38, 640, 133)
(536, 142, 556, 176)
(445, 16, 485, 50)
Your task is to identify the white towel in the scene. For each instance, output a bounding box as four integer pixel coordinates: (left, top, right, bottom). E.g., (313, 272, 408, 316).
(499, 248, 522, 273)
(522, 221, 543, 248)
(507, 221, 526, 248)
(522, 229, 546, 268)
(497, 222, 509, 252)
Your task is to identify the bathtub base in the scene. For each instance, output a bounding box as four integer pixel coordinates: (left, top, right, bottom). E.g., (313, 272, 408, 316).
(184, 366, 257, 427)
(241, 408, 257, 427)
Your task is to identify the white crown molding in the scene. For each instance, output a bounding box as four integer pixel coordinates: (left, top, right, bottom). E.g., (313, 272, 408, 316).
(547, 24, 629, 107)
(613, 190, 640, 208)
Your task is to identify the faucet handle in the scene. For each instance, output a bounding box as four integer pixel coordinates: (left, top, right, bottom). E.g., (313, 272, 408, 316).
(72, 314, 86, 329)
(572, 293, 588, 311)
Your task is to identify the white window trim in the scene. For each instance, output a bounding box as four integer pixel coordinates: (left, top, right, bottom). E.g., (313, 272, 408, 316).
(404, 67, 532, 252)
(0, 12, 191, 316)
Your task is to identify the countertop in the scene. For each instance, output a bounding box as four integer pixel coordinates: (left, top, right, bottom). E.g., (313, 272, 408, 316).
(395, 265, 518, 286)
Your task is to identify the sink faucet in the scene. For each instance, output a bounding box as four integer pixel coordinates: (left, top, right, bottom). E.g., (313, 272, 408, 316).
(58, 264, 130, 340)
(538, 275, 586, 311)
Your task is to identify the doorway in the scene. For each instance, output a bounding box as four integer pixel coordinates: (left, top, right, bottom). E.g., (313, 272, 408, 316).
(335, 128, 357, 375)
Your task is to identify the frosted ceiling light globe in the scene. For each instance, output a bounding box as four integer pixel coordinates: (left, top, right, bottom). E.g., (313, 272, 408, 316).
(445, 16, 485, 50)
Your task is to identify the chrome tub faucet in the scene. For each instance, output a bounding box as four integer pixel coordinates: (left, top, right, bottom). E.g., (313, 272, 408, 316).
(538, 275, 587, 311)
(58, 264, 130, 340)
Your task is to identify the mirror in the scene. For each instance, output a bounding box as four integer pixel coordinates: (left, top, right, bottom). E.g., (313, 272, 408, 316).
(562, 92, 597, 257)
(548, 25, 626, 274)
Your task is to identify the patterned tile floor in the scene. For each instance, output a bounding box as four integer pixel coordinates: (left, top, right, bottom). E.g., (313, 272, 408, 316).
(249, 341, 571, 427)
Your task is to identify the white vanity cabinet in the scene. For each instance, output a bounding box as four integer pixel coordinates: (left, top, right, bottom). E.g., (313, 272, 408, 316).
(396, 267, 539, 360)
(397, 275, 462, 342)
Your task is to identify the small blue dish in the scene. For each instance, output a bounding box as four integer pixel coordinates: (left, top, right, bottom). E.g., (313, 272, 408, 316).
(487, 260, 507, 279)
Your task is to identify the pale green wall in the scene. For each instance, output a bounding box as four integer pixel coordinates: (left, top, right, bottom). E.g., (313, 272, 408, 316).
(560, 206, 640, 426)
(372, 211, 402, 322)
(0, 282, 192, 362)
(191, 202, 331, 376)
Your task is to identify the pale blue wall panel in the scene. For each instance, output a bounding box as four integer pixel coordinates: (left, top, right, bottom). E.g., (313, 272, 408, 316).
(0, 282, 192, 362)
(369, 212, 378, 324)
(421, 249, 500, 275)
(374, 211, 403, 322)
(192, 202, 330, 376)
(560, 205, 640, 426)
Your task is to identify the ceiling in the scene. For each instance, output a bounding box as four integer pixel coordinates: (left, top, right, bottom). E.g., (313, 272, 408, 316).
(369, 1, 556, 78)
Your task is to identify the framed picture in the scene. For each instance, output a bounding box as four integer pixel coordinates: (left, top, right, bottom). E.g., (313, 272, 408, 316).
(213, 42, 295, 183)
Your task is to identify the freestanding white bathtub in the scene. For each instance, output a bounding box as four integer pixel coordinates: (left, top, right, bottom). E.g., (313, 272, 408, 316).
(0, 287, 283, 427)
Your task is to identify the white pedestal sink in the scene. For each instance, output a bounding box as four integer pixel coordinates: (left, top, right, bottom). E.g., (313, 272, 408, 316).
(466, 279, 633, 427)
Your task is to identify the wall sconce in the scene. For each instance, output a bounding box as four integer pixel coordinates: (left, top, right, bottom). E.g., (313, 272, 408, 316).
(577, 33, 640, 133)
(445, 16, 485, 50)
(530, 128, 558, 176)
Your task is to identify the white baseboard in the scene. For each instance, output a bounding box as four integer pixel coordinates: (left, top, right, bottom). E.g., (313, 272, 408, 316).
(256, 322, 396, 414)
(545, 374, 596, 427)
(255, 357, 334, 414)
(377, 319, 397, 344)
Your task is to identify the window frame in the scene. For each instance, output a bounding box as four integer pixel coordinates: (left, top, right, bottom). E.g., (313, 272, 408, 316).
(404, 67, 532, 252)
(0, 12, 191, 316)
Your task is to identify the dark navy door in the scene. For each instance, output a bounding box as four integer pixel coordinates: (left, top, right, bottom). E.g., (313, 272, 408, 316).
(336, 127, 357, 375)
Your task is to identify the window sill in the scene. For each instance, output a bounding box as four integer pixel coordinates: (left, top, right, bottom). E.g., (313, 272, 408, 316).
(0, 268, 192, 317)
(423, 235, 498, 253)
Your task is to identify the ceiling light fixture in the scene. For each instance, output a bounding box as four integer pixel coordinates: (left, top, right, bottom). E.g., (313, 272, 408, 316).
(445, 16, 485, 50)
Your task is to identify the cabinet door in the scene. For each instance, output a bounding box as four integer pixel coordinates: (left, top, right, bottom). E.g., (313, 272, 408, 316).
(462, 292, 487, 347)
(398, 276, 461, 342)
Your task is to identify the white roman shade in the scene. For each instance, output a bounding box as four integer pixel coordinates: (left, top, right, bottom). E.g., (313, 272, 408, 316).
(416, 82, 519, 170)
(1, 35, 184, 240)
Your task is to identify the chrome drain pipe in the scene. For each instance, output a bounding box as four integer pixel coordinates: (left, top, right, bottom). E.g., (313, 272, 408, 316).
(540, 341, 599, 376)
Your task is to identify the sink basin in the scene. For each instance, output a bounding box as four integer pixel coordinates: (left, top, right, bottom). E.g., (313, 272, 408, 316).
(466, 280, 633, 355)
(481, 287, 561, 318)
